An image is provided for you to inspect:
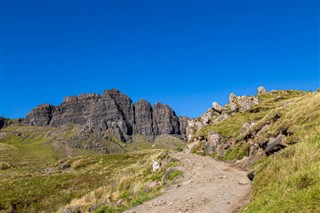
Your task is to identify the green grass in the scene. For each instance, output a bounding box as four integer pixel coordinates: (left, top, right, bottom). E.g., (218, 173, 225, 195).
(167, 170, 183, 181)
(241, 92, 320, 212)
(0, 133, 182, 213)
(0, 125, 185, 212)
(242, 136, 320, 213)
(222, 143, 250, 160)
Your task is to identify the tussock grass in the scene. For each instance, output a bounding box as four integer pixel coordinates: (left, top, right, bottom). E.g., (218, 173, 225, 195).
(0, 149, 181, 213)
(0, 125, 183, 213)
(242, 92, 320, 212)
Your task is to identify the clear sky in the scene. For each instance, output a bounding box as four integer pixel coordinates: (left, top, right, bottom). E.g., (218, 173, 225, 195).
(1, 0, 319, 119)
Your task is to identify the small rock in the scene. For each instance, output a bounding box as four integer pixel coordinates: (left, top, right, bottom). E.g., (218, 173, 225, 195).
(116, 199, 124, 205)
(152, 161, 161, 172)
(159, 200, 167, 205)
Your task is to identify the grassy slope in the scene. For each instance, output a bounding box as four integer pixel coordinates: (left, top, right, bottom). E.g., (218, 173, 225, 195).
(242, 92, 320, 212)
(194, 90, 320, 212)
(0, 126, 183, 213)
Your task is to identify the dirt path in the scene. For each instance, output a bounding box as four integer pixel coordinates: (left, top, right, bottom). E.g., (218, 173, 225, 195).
(125, 153, 251, 213)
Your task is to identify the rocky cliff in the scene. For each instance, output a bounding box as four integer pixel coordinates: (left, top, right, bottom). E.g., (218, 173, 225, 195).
(25, 89, 188, 141)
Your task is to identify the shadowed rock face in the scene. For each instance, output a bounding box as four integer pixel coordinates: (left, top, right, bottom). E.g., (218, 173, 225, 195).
(0, 117, 6, 129)
(178, 116, 189, 135)
(152, 103, 180, 135)
(25, 89, 189, 141)
(25, 104, 55, 126)
(133, 99, 153, 135)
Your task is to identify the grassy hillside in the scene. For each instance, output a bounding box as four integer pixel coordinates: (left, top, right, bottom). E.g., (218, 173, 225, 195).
(242, 91, 320, 212)
(0, 125, 183, 213)
(189, 90, 320, 212)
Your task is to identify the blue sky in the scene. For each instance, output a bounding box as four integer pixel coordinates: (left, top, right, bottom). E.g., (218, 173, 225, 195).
(1, 0, 319, 118)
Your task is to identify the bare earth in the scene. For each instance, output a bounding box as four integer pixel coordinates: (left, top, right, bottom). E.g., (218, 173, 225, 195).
(125, 153, 251, 213)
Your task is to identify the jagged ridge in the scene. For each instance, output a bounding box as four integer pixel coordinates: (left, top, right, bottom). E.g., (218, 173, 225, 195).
(25, 89, 189, 141)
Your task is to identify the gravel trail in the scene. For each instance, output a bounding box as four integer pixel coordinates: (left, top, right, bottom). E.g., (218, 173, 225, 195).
(125, 153, 251, 213)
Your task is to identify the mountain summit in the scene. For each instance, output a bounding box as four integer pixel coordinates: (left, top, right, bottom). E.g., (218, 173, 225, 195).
(25, 89, 189, 142)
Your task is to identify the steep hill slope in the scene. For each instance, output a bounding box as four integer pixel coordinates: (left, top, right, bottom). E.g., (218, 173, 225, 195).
(186, 87, 320, 212)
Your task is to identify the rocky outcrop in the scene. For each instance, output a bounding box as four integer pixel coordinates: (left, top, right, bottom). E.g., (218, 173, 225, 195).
(228, 94, 259, 113)
(178, 116, 189, 135)
(25, 89, 188, 141)
(257, 86, 267, 94)
(186, 87, 264, 155)
(133, 99, 153, 135)
(152, 103, 180, 135)
(264, 134, 287, 156)
(25, 104, 54, 126)
(0, 117, 6, 129)
(212, 102, 223, 113)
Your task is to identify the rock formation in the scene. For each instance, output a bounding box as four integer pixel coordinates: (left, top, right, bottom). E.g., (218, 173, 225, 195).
(0, 117, 6, 129)
(25, 89, 189, 141)
(186, 87, 262, 142)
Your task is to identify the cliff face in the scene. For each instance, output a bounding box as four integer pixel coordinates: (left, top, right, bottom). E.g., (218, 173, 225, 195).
(25, 89, 188, 141)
